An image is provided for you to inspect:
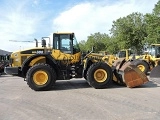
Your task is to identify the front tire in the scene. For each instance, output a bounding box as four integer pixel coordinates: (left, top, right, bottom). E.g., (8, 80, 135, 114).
(132, 60, 149, 75)
(87, 62, 112, 89)
(26, 63, 56, 91)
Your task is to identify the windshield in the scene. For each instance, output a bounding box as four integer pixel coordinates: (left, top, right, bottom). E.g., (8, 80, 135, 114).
(150, 45, 160, 58)
(155, 46, 160, 58)
(150, 46, 155, 56)
(117, 51, 126, 58)
(60, 35, 71, 53)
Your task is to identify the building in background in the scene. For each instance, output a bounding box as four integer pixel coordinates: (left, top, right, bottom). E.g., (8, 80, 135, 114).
(0, 49, 11, 61)
(0, 49, 11, 55)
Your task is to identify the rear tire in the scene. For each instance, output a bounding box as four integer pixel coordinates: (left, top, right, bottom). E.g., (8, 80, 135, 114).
(87, 62, 112, 89)
(26, 63, 56, 91)
(132, 60, 149, 75)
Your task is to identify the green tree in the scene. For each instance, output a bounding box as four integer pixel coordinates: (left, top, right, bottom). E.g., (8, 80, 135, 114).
(153, 0, 160, 15)
(145, 14, 160, 44)
(107, 37, 120, 54)
(145, 1, 160, 44)
(78, 40, 87, 52)
(85, 32, 110, 52)
(110, 12, 147, 54)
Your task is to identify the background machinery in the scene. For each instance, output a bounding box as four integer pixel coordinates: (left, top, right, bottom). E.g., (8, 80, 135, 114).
(118, 44, 160, 77)
(143, 44, 160, 78)
(5, 32, 148, 91)
(0, 54, 10, 75)
(107, 49, 150, 74)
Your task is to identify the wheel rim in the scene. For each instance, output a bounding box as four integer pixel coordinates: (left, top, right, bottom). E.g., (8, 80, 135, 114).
(94, 69, 107, 83)
(137, 65, 145, 72)
(33, 70, 48, 85)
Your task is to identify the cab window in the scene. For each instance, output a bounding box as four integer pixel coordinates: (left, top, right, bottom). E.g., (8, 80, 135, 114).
(60, 35, 71, 53)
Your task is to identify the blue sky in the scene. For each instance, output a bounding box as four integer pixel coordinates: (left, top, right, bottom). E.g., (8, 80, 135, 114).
(0, 0, 159, 52)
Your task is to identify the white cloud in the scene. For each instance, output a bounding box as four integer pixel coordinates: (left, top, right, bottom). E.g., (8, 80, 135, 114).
(33, 0, 39, 5)
(0, 1, 45, 52)
(53, 0, 159, 41)
(0, 0, 158, 52)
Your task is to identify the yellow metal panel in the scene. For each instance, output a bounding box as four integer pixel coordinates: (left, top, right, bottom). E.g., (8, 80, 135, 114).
(29, 56, 46, 66)
(51, 50, 81, 64)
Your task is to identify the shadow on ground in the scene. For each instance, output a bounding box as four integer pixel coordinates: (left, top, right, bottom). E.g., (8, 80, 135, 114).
(50, 78, 159, 91)
(52, 79, 91, 91)
(0, 74, 15, 77)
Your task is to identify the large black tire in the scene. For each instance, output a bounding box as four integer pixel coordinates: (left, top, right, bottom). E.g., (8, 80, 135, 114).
(86, 62, 112, 89)
(26, 63, 56, 91)
(83, 70, 87, 80)
(132, 60, 149, 75)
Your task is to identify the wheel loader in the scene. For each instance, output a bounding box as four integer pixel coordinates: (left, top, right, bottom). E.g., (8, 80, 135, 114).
(142, 44, 160, 78)
(4, 32, 148, 91)
(114, 44, 160, 78)
(107, 49, 150, 74)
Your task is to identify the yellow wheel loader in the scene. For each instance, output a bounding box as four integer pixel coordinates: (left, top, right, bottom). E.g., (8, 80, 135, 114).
(145, 44, 160, 78)
(111, 49, 149, 75)
(4, 32, 148, 91)
(117, 45, 160, 76)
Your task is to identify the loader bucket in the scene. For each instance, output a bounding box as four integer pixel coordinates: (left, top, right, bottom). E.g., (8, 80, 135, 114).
(112, 59, 149, 88)
(150, 65, 160, 78)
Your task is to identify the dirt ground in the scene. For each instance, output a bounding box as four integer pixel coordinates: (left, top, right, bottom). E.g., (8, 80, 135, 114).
(0, 75, 160, 120)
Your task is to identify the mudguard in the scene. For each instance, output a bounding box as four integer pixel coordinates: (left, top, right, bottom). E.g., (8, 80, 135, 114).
(21, 53, 58, 77)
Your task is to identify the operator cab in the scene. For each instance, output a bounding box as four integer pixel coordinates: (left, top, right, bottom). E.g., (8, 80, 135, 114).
(53, 33, 80, 54)
(150, 44, 160, 58)
(117, 50, 126, 58)
(117, 49, 133, 58)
